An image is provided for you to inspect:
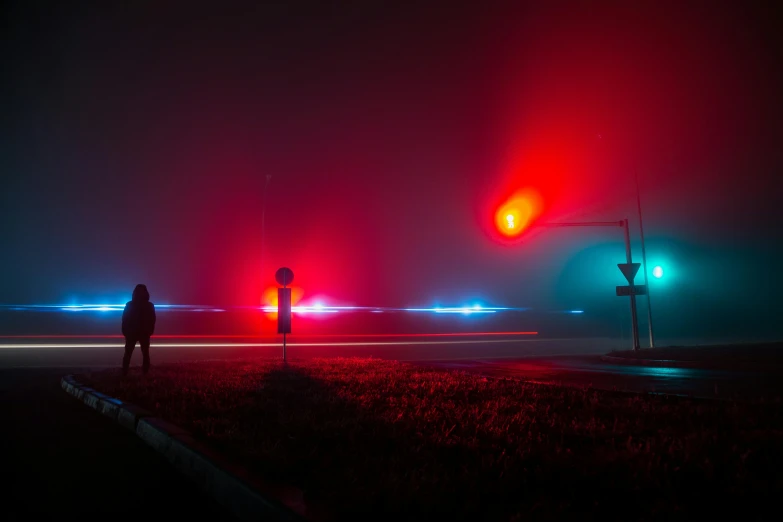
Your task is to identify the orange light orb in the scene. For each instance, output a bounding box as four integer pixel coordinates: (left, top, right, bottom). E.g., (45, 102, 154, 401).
(261, 285, 304, 315)
(494, 188, 543, 237)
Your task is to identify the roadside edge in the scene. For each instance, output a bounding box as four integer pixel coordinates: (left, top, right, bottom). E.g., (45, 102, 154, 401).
(600, 355, 701, 368)
(60, 375, 307, 522)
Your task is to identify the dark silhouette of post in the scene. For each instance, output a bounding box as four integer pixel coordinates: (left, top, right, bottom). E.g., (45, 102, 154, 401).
(622, 219, 641, 351)
(276, 267, 294, 362)
(122, 284, 157, 375)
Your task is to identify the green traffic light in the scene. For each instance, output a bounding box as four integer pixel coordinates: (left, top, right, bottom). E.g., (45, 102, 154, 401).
(652, 266, 664, 278)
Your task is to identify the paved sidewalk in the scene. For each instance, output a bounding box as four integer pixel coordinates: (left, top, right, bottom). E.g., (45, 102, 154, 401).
(0, 368, 233, 520)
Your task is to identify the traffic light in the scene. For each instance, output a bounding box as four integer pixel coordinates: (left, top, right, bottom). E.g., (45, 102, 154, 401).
(494, 188, 542, 237)
(652, 265, 664, 279)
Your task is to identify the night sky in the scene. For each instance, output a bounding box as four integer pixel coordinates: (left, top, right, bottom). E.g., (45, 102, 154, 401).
(3, 1, 782, 339)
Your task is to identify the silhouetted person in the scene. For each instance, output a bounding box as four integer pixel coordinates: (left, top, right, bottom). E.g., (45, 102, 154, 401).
(122, 284, 156, 376)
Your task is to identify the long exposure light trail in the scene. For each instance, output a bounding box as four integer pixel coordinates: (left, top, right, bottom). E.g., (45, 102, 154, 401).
(0, 338, 542, 349)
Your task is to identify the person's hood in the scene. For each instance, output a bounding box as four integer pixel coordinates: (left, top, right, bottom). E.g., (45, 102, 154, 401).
(132, 284, 150, 302)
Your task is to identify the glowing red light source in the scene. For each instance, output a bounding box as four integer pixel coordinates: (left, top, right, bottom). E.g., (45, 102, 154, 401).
(494, 188, 542, 237)
(262, 285, 304, 317)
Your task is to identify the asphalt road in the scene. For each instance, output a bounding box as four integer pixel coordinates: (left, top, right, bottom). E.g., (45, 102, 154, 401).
(421, 355, 783, 400)
(0, 334, 612, 368)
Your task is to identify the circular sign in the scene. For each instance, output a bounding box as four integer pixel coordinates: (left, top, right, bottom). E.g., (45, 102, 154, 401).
(275, 267, 294, 287)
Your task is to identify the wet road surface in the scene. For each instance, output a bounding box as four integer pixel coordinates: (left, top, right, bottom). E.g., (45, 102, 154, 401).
(420, 355, 783, 400)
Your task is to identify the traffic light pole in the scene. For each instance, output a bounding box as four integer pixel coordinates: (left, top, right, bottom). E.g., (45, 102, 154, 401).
(636, 172, 655, 348)
(622, 219, 641, 351)
(537, 219, 641, 351)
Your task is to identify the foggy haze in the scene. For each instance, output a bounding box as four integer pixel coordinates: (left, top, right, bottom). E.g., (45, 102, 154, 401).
(3, 1, 782, 340)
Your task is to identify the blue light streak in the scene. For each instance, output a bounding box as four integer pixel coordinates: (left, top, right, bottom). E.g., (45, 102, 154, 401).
(0, 304, 226, 312)
(1, 303, 546, 316)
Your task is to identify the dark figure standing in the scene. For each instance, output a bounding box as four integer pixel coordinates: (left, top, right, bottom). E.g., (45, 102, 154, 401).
(122, 284, 156, 376)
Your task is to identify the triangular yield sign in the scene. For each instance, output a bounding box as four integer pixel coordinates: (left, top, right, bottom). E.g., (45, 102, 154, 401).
(618, 262, 641, 283)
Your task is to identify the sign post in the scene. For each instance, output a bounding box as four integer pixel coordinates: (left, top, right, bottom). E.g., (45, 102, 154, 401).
(618, 219, 641, 350)
(275, 267, 294, 362)
(636, 171, 655, 348)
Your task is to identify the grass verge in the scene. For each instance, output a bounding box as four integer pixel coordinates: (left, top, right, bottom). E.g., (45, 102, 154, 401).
(85, 357, 783, 520)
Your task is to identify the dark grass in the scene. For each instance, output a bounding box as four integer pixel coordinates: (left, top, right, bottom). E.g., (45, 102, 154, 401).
(86, 358, 783, 520)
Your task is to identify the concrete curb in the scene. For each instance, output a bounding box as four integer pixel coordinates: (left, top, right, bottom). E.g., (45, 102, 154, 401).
(61, 375, 151, 430)
(61, 375, 308, 522)
(601, 355, 702, 368)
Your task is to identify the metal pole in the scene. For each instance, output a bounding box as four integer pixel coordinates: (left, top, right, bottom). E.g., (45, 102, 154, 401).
(283, 332, 286, 362)
(260, 174, 272, 291)
(260, 174, 272, 337)
(537, 221, 625, 228)
(623, 218, 641, 351)
(635, 172, 655, 348)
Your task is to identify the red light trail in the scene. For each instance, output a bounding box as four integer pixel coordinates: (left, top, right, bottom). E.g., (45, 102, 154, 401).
(0, 331, 537, 339)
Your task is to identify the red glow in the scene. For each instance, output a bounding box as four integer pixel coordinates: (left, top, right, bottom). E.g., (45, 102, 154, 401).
(261, 285, 304, 317)
(494, 188, 543, 237)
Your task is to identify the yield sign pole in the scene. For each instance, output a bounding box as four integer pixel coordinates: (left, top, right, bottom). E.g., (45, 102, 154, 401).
(636, 171, 655, 348)
(621, 218, 641, 351)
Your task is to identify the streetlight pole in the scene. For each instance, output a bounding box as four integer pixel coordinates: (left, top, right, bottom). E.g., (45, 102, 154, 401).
(537, 219, 641, 351)
(260, 174, 272, 297)
(635, 172, 655, 348)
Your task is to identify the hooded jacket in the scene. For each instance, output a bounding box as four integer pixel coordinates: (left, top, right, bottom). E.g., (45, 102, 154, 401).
(122, 284, 156, 338)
